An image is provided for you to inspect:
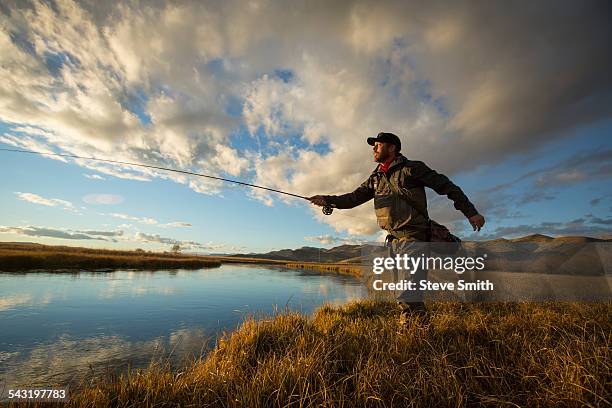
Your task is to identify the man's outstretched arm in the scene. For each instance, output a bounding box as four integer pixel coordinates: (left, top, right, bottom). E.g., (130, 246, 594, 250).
(411, 161, 485, 231)
(309, 178, 374, 209)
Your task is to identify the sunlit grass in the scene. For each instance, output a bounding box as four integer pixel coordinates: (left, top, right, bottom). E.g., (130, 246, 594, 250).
(11, 300, 610, 407)
(286, 262, 363, 277)
(0, 243, 221, 271)
(0, 243, 366, 274)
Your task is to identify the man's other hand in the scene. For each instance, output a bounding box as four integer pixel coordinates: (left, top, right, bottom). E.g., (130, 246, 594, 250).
(469, 214, 485, 231)
(308, 195, 328, 207)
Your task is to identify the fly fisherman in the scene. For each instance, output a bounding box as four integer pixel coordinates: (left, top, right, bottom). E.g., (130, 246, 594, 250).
(309, 132, 485, 326)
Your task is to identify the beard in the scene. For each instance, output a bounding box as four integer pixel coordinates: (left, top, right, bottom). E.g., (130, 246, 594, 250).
(375, 150, 391, 163)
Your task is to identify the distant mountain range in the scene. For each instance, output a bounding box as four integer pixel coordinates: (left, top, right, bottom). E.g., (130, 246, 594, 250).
(1, 234, 609, 276)
(232, 234, 611, 276)
(232, 244, 371, 263)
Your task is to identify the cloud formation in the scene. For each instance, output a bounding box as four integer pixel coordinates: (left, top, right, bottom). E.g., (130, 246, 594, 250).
(15, 192, 75, 211)
(304, 234, 374, 246)
(0, 224, 219, 250)
(158, 221, 192, 228)
(0, 225, 122, 240)
(305, 235, 345, 246)
(458, 147, 612, 235)
(104, 213, 191, 228)
(134, 232, 222, 251)
(465, 215, 612, 241)
(1, 0, 610, 238)
(107, 212, 157, 225)
(83, 173, 105, 180)
(82, 194, 124, 205)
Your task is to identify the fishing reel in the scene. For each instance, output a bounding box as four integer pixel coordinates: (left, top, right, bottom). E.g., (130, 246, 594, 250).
(322, 204, 335, 215)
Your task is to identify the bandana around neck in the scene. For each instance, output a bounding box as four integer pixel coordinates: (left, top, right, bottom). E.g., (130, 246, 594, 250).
(378, 155, 396, 173)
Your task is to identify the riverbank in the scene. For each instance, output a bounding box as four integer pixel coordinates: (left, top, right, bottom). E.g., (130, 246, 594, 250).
(10, 300, 609, 407)
(210, 256, 363, 277)
(0, 242, 361, 275)
(0, 242, 221, 271)
(285, 261, 362, 277)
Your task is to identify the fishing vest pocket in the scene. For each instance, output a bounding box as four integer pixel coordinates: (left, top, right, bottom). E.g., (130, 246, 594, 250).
(390, 193, 413, 230)
(374, 194, 393, 230)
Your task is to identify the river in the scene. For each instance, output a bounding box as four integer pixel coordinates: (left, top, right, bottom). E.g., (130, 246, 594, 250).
(0, 264, 367, 396)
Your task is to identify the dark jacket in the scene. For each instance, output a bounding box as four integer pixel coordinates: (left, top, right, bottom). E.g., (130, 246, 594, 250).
(324, 155, 478, 239)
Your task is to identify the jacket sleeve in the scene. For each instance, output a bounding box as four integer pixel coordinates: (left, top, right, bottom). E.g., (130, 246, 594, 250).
(325, 176, 374, 209)
(411, 161, 479, 218)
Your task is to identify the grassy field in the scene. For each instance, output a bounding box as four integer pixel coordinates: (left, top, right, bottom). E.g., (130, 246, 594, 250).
(9, 300, 610, 407)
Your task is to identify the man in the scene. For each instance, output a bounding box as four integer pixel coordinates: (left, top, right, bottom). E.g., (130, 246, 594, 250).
(309, 132, 485, 324)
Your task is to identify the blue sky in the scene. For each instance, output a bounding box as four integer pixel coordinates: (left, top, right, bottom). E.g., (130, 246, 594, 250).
(0, 1, 610, 253)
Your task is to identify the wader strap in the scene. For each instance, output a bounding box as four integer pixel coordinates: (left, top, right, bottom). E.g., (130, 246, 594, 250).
(385, 234, 398, 285)
(390, 228, 427, 240)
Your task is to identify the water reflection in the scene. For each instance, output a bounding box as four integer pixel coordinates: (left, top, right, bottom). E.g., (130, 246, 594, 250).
(0, 265, 367, 397)
(0, 294, 35, 311)
(1, 327, 214, 397)
(0, 290, 60, 311)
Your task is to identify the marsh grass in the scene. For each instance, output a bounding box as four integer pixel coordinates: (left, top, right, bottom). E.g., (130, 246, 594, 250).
(0, 243, 367, 274)
(10, 300, 610, 407)
(285, 262, 363, 277)
(0, 243, 221, 271)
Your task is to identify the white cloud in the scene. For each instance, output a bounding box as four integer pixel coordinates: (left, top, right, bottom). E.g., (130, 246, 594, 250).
(211, 144, 249, 177)
(83, 194, 124, 205)
(158, 222, 192, 228)
(311, 203, 379, 237)
(12, 125, 57, 138)
(0, 225, 123, 241)
(0, 134, 68, 163)
(106, 213, 191, 228)
(107, 212, 157, 225)
(74, 160, 153, 182)
(303, 234, 367, 246)
(134, 231, 224, 251)
(305, 235, 341, 245)
(83, 173, 105, 180)
(15, 192, 76, 212)
(0, 224, 218, 250)
(1, 0, 610, 240)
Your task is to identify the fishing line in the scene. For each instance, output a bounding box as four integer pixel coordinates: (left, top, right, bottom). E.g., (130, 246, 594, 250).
(0, 147, 339, 214)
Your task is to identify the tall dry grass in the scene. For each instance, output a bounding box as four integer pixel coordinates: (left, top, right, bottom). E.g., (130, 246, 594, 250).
(0, 242, 187, 257)
(10, 300, 610, 407)
(0, 243, 221, 271)
(285, 262, 363, 277)
(0, 243, 366, 274)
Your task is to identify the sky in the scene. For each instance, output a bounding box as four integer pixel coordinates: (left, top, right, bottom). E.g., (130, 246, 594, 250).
(0, 0, 611, 253)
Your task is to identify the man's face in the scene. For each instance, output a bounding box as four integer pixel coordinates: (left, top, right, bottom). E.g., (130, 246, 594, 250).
(373, 142, 395, 163)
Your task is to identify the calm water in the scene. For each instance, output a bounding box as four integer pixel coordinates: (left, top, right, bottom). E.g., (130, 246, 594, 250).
(0, 265, 367, 395)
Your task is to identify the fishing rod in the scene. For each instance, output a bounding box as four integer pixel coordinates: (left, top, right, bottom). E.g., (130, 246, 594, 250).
(0, 147, 337, 215)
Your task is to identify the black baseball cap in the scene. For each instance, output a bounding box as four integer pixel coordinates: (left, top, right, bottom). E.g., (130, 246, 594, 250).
(367, 132, 401, 151)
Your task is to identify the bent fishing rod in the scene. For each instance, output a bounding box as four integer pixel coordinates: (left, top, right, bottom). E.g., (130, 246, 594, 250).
(0, 147, 337, 215)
